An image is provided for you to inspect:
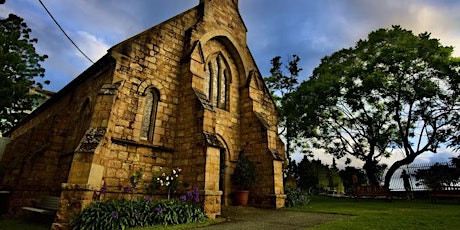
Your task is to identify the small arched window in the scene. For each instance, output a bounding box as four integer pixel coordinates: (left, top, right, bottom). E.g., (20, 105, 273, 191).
(205, 53, 229, 110)
(140, 88, 160, 141)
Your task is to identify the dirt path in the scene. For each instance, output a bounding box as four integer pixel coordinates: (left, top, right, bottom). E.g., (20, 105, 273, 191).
(198, 206, 347, 230)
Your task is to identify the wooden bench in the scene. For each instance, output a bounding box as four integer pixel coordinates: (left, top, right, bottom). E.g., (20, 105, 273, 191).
(431, 186, 460, 203)
(353, 185, 392, 200)
(22, 196, 60, 215)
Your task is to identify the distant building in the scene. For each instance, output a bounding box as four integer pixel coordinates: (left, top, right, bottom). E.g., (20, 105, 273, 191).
(0, 87, 54, 137)
(26, 87, 55, 114)
(0, 1, 286, 229)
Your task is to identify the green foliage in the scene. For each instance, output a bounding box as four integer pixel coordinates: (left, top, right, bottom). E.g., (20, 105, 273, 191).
(0, 14, 49, 133)
(290, 196, 460, 230)
(130, 169, 144, 190)
(290, 25, 460, 186)
(339, 166, 367, 194)
(295, 158, 344, 194)
(232, 151, 255, 190)
(284, 187, 310, 207)
(70, 197, 205, 230)
(146, 167, 182, 198)
(414, 162, 460, 190)
(264, 55, 302, 165)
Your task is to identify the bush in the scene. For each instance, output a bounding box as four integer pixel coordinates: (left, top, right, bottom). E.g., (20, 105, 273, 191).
(70, 197, 205, 230)
(232, 151, 256, 190)
(414, 163, 460, 190)
(285, 187, 310, 207)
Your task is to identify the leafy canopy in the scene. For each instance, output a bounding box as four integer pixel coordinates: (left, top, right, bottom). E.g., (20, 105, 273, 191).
(0, 14, 49, 134)
(264, 55, 302, 164)
(290, 26, 460, 186)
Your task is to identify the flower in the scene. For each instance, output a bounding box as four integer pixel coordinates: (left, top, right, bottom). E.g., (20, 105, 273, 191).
(135, 212, 141, 218)
(155, 206, 163, 213)
(153, 167, 183, 199)
(146, 196, 152, 202)
(193, 187, 200, 203)
(111, 211, 118, 219)
(187, 191, 193, 199)
(180, 187, 201, 204)
(100, 186, 107, 194)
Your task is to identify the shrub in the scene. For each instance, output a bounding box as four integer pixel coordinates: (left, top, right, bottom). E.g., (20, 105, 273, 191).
(232, 151, 255, 190)
(414, 163, 460, 190)
(70, 196, 205, 230)
(146, 167, 182, 199)
(285, 187, 310, 207)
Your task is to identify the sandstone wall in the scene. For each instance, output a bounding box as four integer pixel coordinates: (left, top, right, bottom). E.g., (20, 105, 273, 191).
(0, 57, 115, 212)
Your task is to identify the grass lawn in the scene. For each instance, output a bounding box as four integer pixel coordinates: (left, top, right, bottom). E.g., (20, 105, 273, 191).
(128, 219, 225, 230)
(0, 216, 224, 230)
(288, 196, 460, 230)
(1, 197, 459, 229)
(0, 217, 50, 230)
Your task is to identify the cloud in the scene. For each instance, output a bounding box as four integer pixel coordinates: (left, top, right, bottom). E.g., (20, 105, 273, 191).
(4, 0, 459, 92)
(413, 149, 459, 165)
(74, 31, 110, 62)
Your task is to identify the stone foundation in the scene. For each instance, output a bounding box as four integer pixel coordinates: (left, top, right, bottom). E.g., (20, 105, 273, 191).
(202, 189, 223, 219)
(51, 183, 99, 230)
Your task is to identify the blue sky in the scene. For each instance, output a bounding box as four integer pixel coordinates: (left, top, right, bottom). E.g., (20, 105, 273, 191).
(2, 0, 459, 167)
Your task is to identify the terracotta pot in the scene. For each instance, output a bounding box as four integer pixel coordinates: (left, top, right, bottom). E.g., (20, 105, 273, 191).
(234, 190, 250, 206)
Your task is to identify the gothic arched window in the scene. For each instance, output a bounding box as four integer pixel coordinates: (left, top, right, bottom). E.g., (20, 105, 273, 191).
(141, 88, 160, 141)
(205, 53, 229, 110)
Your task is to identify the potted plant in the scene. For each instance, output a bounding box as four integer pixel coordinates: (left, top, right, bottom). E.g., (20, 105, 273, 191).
(232, 151, 256, 206)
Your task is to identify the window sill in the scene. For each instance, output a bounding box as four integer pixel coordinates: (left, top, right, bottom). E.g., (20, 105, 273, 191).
(111, 137, 173, 152)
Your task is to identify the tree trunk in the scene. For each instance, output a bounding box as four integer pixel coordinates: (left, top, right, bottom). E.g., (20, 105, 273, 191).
(383, 153, 418, 189)
(363, 160, 379, 185)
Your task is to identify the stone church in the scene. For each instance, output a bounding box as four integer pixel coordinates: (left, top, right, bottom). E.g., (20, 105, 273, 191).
(0, 0, 285, 228)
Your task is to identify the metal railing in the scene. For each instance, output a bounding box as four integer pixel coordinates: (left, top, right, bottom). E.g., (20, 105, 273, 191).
(387, 162, 456, 191)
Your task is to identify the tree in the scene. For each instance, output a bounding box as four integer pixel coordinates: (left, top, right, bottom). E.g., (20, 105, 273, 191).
(414, 160, 460, 190)
(0, 14, 49, 134)
(264, 55, 301, 164)
(339, 166, 367, 195)
(291, 26, 460, 187)
(295, 157, 344, 194)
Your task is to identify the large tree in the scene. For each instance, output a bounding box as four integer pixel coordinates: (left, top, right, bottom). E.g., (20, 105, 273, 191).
(0, 14, 49, 134)
(291, 26, 460, 187)
(264, 55, 301, 163)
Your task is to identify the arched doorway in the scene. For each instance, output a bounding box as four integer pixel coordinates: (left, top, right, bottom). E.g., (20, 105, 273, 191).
(216, 135, 232, 205)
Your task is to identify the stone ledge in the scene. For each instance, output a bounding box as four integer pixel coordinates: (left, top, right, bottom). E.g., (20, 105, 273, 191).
(61, 183, 99, 191)
(202, 189, 223, 196)
(111, 137, 174, 152)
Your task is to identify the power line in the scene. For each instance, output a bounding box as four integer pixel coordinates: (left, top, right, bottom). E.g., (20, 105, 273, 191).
(38, 0, 95, 64)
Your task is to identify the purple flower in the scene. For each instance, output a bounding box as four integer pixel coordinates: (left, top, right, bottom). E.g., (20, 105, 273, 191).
(135, 212, 141, 218)
(193, 187, 200, 203)
(124, 187, 131, 193)
(111, 211, 118, 219)
(146, 196, 152, 202)
(297, 187, 301, 193)
(155, 206, 163, 213)
(186, 191, 193, 199)
(180, 195, 187, 201)
(100, 186, 107, 194)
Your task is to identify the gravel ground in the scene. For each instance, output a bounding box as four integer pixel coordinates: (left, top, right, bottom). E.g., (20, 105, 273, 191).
(197, 206, 347, 230)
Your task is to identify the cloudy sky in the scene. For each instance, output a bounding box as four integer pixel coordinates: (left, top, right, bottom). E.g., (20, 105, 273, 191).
(2, 0, 459, 167)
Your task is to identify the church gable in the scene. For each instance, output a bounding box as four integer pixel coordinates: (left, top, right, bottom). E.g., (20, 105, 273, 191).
(0, 1, 286, 227)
